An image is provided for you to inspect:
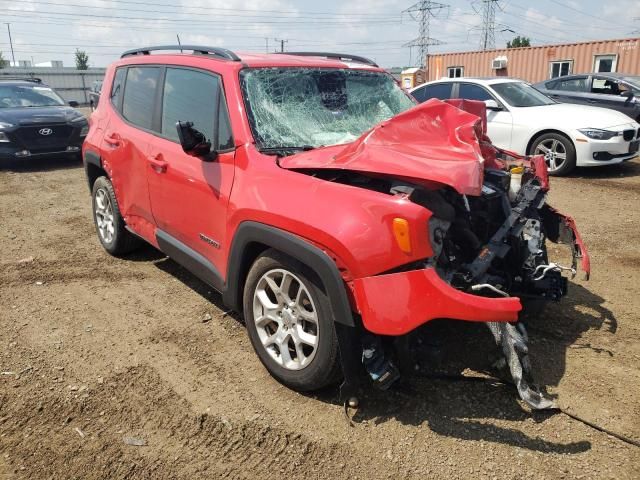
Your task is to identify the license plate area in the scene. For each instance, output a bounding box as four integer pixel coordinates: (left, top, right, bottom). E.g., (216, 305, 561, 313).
(630, 140, 639, 154)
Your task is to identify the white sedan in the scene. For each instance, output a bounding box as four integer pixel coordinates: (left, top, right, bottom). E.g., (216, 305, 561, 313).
(410, 77, 640, 175)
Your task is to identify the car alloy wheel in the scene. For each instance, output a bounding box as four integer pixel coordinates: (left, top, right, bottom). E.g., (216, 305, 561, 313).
(252, 268, 319, 370)
(94, 187, 115, 244)
(534, 138, 567, 173)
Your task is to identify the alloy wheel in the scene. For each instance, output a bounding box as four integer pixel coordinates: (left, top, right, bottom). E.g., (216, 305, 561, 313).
(94, 188, 115, 244)
(534, 138, 567, 173)
(252, 268, 319, 370)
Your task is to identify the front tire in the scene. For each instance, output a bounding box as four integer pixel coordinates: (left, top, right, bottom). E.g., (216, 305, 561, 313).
(529, 132, 576, 176)
(91, 176, 141, 256)
(242, 249, 340, 391)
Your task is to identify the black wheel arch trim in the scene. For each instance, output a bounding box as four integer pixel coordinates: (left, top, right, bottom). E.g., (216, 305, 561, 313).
(223, 221, 355, 327)
(83, 149, 104, 190)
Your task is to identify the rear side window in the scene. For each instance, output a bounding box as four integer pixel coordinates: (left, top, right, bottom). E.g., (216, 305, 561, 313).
(458, 83, 492, 101)
(412, 83, 452, 102)
(110, 68, 126, 111)
(122, 67, 160, 130)
(161, 67, 234, 150)
(554, 77, 588, 92)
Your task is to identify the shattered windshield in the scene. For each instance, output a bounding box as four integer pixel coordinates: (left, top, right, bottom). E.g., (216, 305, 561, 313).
(240, 68, 415, 150)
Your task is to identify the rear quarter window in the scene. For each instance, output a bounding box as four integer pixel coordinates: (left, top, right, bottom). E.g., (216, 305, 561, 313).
(110, 68, 126, 111)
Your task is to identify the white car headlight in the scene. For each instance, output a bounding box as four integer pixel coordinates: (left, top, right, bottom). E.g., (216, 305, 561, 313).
(578, 128, 619, 140)
(0, 123, 11, 142)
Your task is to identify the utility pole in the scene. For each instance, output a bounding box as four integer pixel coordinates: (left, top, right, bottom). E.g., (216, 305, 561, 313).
(402, 1, 448, 68)
(476, 0, 502, 51)
(5, 23, 16, 67)
(274, 38, 288, 52)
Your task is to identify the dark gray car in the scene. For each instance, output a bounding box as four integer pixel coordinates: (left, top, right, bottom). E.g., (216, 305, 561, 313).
(533, 73, 640, 122)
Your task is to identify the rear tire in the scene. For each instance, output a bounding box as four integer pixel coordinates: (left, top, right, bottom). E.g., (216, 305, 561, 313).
(529, 132, 576, 176)
(242, 249, 341, 391)
(91, 176, 141, 256)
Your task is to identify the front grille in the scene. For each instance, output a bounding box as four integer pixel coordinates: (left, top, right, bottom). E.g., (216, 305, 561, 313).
(622, 129, 634, 141)
(637, 128, 640, 139)
(14, 124, 73, 151)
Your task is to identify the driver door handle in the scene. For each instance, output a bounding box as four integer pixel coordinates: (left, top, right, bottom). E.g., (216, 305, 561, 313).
(148, 153, 168, 173)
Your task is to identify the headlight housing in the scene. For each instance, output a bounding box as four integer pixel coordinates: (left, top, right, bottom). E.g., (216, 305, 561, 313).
(0, 123, 12, 143)
(80, 124, 89, 136)
(578, 128, 619, 140)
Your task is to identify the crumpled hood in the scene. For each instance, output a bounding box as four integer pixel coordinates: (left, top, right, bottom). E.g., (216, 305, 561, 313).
(0, 106, 85, 125)
(279, 99, 487, 196)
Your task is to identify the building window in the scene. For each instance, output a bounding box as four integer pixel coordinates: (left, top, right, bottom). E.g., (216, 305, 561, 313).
(593, 54, 617, 73)
(549, 60, 573, 78)
(447, 66, 463, 78)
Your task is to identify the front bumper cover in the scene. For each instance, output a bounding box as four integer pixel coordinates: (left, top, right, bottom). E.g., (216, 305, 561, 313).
(353, 205, 590, 337)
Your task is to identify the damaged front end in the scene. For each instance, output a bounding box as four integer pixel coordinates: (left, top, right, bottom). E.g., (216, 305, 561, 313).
(282, 99, 590, 410)
(352, 153, 589, 409)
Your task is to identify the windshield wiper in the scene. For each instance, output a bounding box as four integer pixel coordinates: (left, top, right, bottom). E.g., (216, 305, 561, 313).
(258, 145, 316, 156)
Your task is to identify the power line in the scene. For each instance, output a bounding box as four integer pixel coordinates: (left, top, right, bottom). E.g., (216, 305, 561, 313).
(402, 1, 449, 68)
(6, 0, 400, 18)
(474, 0, 504, 50)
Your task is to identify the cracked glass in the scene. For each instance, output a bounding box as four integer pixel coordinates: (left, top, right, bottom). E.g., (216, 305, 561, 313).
(240, 68, 415, 150)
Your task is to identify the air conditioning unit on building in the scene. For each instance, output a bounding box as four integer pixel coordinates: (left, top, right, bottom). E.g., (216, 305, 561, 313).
(492, 56, 507, 69)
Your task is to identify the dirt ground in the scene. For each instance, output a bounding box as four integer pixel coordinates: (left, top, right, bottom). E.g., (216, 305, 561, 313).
(1, 153, 639, 479)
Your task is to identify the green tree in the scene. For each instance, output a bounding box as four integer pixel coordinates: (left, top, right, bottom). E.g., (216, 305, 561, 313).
(75, 49, 89, 70)
(0, 51, 7, 69)
(506, 36, 531, 48)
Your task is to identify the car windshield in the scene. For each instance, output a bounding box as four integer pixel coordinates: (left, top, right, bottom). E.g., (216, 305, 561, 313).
(491, 81, 556, 107)
(0, 84, 66, 108)
(240, 68, 415, 150)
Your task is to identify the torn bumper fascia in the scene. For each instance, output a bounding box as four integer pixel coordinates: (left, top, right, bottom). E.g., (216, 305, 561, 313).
(543, 206, 591, 280)
(353, 267, 522, 336)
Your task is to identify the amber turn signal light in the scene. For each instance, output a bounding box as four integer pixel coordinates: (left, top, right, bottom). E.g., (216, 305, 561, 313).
(392, 218, 411, 254)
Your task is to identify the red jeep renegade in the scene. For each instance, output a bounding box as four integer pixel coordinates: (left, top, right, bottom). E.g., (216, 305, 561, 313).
(83, 46, 590, 409)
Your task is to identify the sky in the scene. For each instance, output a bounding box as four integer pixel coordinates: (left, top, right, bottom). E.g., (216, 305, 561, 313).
(1, 0, 639, 68)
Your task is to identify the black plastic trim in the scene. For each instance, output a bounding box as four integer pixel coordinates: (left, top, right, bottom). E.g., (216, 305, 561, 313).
(82, 149, 103, 190)
(276, 51, 378, 67)
(156, 229, 225, 292)
(223, 222, 354, 326)
(121, 45, 241, 62)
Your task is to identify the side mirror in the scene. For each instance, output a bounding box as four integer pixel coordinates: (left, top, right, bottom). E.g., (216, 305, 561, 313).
(176, 121, 214, 159)
(484, 99, 502, 111)
(620, 90, 633, 98)
(68, 100, 79, 108)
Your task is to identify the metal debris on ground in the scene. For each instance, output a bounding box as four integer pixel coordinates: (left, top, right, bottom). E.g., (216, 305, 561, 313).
(123, 437, 146, 446)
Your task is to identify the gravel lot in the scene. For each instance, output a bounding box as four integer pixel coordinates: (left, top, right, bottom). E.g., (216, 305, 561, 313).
(1, 155, 639, 479)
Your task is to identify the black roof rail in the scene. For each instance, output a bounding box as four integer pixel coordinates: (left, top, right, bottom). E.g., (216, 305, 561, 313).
(120, 45, 241, 62)
(0, 75, 42, 83)
(277, 52, 378, 67)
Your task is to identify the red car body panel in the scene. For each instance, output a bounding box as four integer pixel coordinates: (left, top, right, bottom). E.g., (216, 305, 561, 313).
(280, 100, 487, 196)
(225, 144, 434, 281)
(354, 268, 522, 335)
